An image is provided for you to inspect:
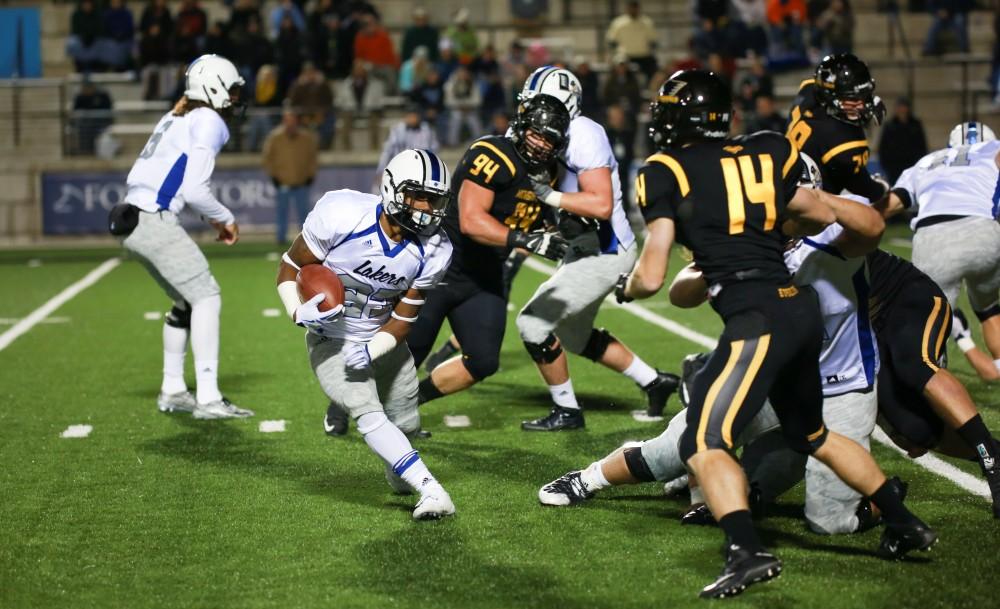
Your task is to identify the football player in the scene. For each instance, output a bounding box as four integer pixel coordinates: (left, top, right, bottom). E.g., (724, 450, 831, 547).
(276, 149, 456, 520)
(617, 70, 935, 598)
(116, 54, 253, 420)
(509, 66, 679, 431)
(404, 94, 570, 406)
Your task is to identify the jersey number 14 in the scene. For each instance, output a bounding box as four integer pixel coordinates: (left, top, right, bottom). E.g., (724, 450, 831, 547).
(720, 154, 776, 235)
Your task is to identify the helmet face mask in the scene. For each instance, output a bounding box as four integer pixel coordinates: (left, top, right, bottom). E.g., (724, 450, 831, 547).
(511, 94, 571, 169)
(649, 70, 732, 150)
(814, 54, 880, 126)
(381, 149, 452, 238)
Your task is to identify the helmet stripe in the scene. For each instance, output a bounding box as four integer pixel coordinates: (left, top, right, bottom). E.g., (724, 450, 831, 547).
(528, 66, 553, 91)
(424, 149, 441, 182)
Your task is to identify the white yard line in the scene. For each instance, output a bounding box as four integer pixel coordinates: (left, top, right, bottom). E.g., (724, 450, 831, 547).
(522, 257, 986, 500)
(0, 258, 121, 352)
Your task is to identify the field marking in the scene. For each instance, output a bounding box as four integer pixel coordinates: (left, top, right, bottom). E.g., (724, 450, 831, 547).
(887, 237, 913, 249)
(259, 419, 287, 433)
(143, 311, 162, 321)
(0, 316, 70, 325)
(0, 258, 121, 352)
(444, 414, 472, 428)
(60, 424, 93, 438)
(522, 257, 987, 500)
(262, 308, 281, 318)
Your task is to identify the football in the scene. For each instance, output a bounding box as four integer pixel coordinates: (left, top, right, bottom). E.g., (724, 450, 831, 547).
(296, 264, 345, 312)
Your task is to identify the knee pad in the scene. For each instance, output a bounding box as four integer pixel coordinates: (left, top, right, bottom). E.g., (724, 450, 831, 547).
(581, 328, 614, 362)
(784, 424, 829, 455)
(462, 353, 500, 381)
(165, 301, 192, 329)
(974, 302, 1000, 322)
(523, 333, 563, 364)
(623, 446, 657, 482)
(356, 411, 389, 435)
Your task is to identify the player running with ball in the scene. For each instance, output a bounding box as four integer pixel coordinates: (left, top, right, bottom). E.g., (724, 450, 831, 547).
(275, 149, 456, 520)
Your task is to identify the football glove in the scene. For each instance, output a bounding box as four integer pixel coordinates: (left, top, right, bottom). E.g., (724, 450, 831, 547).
(295, 293, 343, 333)
(614, 273, 634, 304)
(508, 229, 568, 261)
(556, 209, 600, 240)
(529, 171, 563, 207)
(343, 341, 372, 370)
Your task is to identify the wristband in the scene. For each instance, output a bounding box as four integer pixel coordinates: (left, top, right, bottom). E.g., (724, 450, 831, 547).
(367, 331, 397, 361)
(400, 296, 426, 305)
(391, 311, 419, 323)
(277, 280, 301, 319)
(542, 190, 563, 208)
(957, 336, 976, 353)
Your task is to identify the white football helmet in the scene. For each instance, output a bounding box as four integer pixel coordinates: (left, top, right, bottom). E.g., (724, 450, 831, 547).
(184, 54, 246, 111)
(948, 121, 997, 147)
(797, 152, 823, 190)
(518, 66, 582, 119)
(381, 149, 452, 237)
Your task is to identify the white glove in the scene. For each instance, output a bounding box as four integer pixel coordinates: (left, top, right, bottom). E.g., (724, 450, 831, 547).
(295, 293, 343, 334)
(343, 341, 372, 370)
(529, 171, 563, 207)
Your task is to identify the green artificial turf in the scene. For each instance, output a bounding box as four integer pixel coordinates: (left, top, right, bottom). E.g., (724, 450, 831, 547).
(1, 226, 998, 609)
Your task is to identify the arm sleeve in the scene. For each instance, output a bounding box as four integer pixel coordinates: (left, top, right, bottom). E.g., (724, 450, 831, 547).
(181, 110, 233, 223)
(824, 145, 887, 201)
(411, 236, 454, 290)
(637, 162, 678, 224)
(461, 141, 516, 191)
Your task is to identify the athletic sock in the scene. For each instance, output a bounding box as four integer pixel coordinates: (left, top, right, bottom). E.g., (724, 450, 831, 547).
(161, 323, 188, 395)
(718, 510, 762, 551)
(956, 415, 999, 473)
(190, 295, 222, 404)
(580, 460, 611, 492)
(994, 359, 1000, 373)
(869, 479, 917, 527)
(549, 380, 580, 410)
(623, 356, 659, 387)
(417, 376, 445, 405)
(358, 412, 438, 491)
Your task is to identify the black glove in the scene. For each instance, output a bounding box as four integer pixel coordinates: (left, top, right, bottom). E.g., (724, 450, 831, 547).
(614, 273, 633, 304)
(507, 229, 568, 261)
(556, 210, 599, 240)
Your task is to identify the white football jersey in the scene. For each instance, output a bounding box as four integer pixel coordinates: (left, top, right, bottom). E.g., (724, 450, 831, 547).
(126, 107, 234, 223)
(784, 195, 879, 396)
(301, 189, 453, 341)
(894, 139, 1000, 229)
(558, 116, 637, 252)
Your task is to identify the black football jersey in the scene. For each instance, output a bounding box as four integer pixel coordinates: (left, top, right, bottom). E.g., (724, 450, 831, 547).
(637, 131, 804, 287)
(786, 81, 886, 201)
(444, 135, 549, 287)
(866, 249, 932, 328)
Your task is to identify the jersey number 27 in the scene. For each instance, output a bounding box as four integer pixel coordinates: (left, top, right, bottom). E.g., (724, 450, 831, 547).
(721, 154, 776, 234)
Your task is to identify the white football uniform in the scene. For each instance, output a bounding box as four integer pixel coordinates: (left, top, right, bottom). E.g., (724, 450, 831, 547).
(895, 141, 1000, 312)
(516, 116, 639, 354)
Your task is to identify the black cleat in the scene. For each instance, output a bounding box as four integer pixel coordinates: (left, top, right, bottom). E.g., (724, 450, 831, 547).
(406, 428, 433, 440)
(323, 402, 349, 436)
(538, 471, 595, 506)
(424, 340, 460, 373)
(700, 544, 782, 599)
(680, 352, 711, 408)
(521, 406, 585, 431)
(642, 370, 681, 417)
(876, 520, 938, 560)
(681, 503, 717, 526)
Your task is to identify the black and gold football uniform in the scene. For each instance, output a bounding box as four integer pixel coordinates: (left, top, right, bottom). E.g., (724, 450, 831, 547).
(636, 131, 830, 460)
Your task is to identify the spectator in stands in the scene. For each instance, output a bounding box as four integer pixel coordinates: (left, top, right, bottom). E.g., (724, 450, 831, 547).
(354, 13, 399, 93)
(697, 0, 729, 26)
(67, 0, 104, 72)
(288, 62, 335, 149)
(878, 97, 928, 184)
(923, 0, 971, 56)
(444, 66, 482, 146)
(231, 15, 272, 91)
(174, 0, 207, 63)
(604, 103, 636, 208)
(471, 45, 500, 79)
(744, 94, 786, 133)
(606, 1, 659, 81)
(102, 0, 135, 71)
(745, 54, 774, 96)
(692, 16, 727, 61)
(229, 0, 261, 34)
(204, 21, 232, 59)
(436, 39, 459, 83)
(766, 0, 808, 64)
(489, 111, 510, 136)
(444, 9, 480, 66)
(501, 40, 528, 84)
(72, 79, 113, 154)
(247, 64, 283, 151)
(735, 77, 759, 114)
(140, 22, 172, 99)
(816, 0, 854, 55)
(398, 46, 432, 94)
(402, 7, 440, 63)
(263, 108, 318, 244)
(574, 58, 603, 120)
(269, 0, 306, 39)
(730, 0, 769, 57)
(140, 0, 173, 38)
(307, 0, 340, 76)
(335, 60, 386, 150)
(480, 71, 507, 127)
(375, 103, 439, 184)
(411, 66, 446, 142)
(275, 13, 306, 95)
(602, 54, 642, 127)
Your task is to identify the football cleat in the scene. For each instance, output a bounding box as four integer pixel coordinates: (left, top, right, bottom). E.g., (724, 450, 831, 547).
(324, 402, 349, 436)
(856, 476, 909, 532)
(191, 397, 254, 420)
(680, 352, 711, 408)
(642, 370, 681, 418)
(700, 544, 782, 599)
(385, 465, 414, 496)
(412, 485, 456, 520)
(406, 428, 433, 440)
(157, 391, 197, 413)
(876, 520, 938, 560)
(681, 503, 717, 526)
(538, 471, 595, 506)
(521, 406, 585, 431)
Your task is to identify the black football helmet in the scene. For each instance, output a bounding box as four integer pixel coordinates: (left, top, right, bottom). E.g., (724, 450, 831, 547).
(814, 53, 885, 126)
(649, 70, 732, 150)
(510, 93, 571, 169)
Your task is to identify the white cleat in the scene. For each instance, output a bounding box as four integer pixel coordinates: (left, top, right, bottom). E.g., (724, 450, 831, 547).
(157, 391, 197, 413)
(191, 397, 255, 420)
(385, 466, 414, 496)
(412, 485, 455, 520)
